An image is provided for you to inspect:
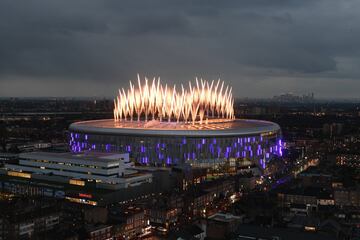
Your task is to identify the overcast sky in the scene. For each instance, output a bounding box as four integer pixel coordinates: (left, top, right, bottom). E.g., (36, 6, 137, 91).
(0, 0, 359, 99)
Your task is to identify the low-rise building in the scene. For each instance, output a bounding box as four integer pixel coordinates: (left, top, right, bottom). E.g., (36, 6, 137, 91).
(83, 225, 112, 240)
(0, 200, 61, 240)
(336, 154, 360, 167)
(4, 152, 152, 189)
(298, 166, 332, 189)
(148, 207, 180, 229)
(83, 207, 108, 224)
(278, 187, 333, 209)
(110, 206, 148, 239)
(206, 213, 244, 239)
(168, 225, 205, 240)
(334, 187, 360, 207)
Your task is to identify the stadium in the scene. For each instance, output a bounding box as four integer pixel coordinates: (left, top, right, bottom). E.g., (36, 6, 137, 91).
(68, 76, 282, 169)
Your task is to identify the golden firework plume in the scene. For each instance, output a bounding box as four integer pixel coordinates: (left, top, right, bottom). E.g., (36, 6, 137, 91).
(114, 75, 235, 125)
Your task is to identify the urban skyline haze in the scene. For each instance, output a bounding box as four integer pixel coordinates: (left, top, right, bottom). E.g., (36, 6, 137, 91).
(0, 0, 359, 99)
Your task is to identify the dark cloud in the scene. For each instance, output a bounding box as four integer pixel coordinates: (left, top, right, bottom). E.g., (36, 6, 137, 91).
(123, 14, 192, 36)
(0, 0, 359, 98)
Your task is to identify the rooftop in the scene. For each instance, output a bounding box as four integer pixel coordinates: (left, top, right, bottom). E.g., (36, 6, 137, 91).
(234, 224, 336, 240)
(19, 151, 128, 164)
(69, 118, 280, 137)
(279, 186, 333, 198)
(208, 213, 244, 223)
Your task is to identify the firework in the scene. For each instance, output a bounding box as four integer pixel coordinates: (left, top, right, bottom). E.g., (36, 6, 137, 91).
(114, 75, 235, 125)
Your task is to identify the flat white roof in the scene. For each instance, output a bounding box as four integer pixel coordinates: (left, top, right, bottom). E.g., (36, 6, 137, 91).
(69, 119, 281, 137)
(19, 152, 128, 167)
(208, 213, 244, 222)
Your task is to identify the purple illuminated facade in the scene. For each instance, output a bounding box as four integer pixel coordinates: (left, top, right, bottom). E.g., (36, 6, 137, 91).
(68, 119, 282, 169)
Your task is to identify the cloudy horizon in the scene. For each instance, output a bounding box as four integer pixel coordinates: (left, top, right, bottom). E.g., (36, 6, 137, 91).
(0, 0, 359, 99)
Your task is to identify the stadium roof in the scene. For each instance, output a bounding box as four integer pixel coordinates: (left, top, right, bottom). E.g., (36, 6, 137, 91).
(69, 119, 280, 137)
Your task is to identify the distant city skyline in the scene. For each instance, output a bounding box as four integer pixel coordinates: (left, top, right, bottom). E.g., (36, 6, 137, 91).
(1, 0, 360, 98)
